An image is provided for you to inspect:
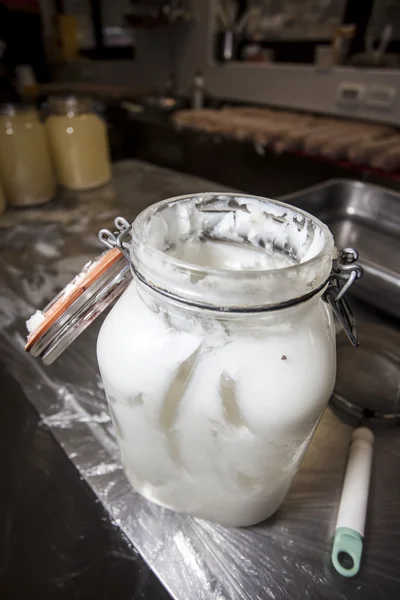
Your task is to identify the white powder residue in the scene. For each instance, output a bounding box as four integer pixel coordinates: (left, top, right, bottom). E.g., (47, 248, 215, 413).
(62, 267, 89, 298)
(26, 310, 45, 334)
(62, 281, 76, 297)
(61, 257, 103, 299)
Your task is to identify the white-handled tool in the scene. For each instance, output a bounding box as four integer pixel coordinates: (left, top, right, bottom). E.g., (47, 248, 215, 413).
(332, 427, 374, 577)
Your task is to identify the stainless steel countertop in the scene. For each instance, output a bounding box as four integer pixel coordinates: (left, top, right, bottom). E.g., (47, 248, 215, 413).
(1, 160, 399, 600)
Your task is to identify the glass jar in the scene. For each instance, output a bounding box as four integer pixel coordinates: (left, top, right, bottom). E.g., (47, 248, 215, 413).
(26, 193, 363, 527)
(45, 96, 112, 191)
(97, 193, 338, 527)
(0, 104, 56, 207)
(0, 177, 6, 214)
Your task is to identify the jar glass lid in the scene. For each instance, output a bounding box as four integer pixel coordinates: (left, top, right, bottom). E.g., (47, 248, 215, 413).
(25, 245, 131, 365)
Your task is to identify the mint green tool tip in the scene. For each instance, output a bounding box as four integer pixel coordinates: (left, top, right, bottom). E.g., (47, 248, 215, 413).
(332, 527, 363, 577)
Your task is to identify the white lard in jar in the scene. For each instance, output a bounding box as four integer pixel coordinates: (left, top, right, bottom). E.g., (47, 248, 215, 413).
(97, 193, 336, 526)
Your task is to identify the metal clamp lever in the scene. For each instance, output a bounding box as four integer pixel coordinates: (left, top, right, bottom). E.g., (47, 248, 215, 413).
(323, 248, 363, 347)
(98, 216, 131, 260)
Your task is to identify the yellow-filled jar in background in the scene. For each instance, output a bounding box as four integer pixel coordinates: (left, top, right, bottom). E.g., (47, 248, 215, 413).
(0, 176, 6, 215)
(45, 96, 112, 191)
(0, 104, 56, 207)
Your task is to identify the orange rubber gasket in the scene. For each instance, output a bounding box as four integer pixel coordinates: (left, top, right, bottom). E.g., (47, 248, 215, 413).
(25, 247, 124, 351)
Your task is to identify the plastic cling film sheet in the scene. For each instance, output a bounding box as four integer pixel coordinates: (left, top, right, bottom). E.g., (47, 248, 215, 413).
(1, 160, 400, 600)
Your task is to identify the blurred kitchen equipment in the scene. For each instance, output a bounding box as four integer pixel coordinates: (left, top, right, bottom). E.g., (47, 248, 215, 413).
(221, 29, 236, 61)
(161, 0, 192, 23)
(138, 75, 181, 112)
(141, 94, 179, 111)
(370, 143, 400, 172)
(56, 13, 79, 62)
(15, 65, 38, 100)
(243, 6, 276, 41)
(348, 134, 400, 165)
(215, 2, 260, 62)
(125, 0, 193, 27)
(350, 25, 399, 68)
(45, 95, 111, 192)
(216, 0, 237, 30)
(174, 106, 396, 164)
(366, 25, 392, 61)
(0, 103, 56, 207)
(315, 24, 355, 68)
(235, 7, 251, 37)
(242, 44, 274, 63)
(215, 0, 239, 61)
(332, 24, 356, 65)
(281, 180, 400, 321)
(331, 324, 400, 577)
(191, 70, 205, 109)
(314, 45, 334, 69)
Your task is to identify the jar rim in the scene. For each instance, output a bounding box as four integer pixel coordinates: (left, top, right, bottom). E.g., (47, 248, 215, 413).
(132, 192, 334, 275)
(131, 192, 335, 309)
(0, 102, 37, 116)
(47, 94, 100, 115)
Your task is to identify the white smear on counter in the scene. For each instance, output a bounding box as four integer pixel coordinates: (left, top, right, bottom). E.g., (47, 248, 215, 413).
(41, 408, 111, 428)
(35, 241, 61, 259)
(83, 462, 122, 477)
(18, 254, 94, 308)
